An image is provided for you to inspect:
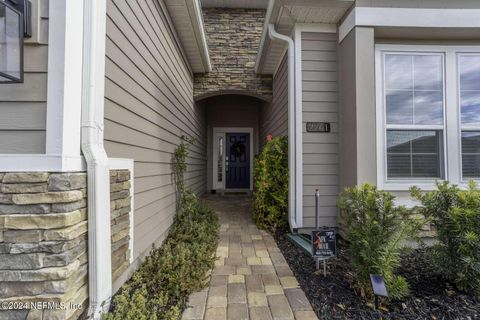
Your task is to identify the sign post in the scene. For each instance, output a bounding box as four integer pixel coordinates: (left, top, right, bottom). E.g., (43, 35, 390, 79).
(312, 228, 337, 277)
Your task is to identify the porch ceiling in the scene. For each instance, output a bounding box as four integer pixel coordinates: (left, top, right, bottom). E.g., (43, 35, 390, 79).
(255, 0, 354, 75)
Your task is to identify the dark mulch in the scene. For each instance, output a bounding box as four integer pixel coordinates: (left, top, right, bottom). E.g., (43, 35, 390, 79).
(275, 233, 480, 320)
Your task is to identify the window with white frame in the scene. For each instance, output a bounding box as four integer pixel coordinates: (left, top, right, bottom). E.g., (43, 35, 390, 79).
(377, 46, 480, 188)
(458, 54, 480, 179)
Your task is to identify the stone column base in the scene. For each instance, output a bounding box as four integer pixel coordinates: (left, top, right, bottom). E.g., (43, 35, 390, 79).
(0, 172, 88, 320)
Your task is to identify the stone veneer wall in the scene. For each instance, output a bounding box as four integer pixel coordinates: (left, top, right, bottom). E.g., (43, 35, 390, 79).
(194, 8, 272, 99)
(109, 170, 131, 284)
(0, 172, 88, 320)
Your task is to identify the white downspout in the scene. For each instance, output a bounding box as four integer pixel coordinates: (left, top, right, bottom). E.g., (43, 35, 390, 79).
(293, 27, 304, 229)
(81, 0, 112, 318)
(268, 24, 298, 231)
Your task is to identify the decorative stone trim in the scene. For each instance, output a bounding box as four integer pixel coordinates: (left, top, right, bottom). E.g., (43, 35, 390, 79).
(110, 170, 131, 283)
(194, 8, 272, 100)
(0, 172, 88, 320)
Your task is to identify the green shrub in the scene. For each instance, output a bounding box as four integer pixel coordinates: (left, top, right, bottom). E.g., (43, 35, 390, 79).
(103, 138, 219, 320)
(253, 135, 288, 232)
(411, 181, 480, 297)
(339, 184, 423, 300)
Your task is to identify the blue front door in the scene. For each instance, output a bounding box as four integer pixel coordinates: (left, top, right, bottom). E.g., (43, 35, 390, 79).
(226, 133, 250, 189)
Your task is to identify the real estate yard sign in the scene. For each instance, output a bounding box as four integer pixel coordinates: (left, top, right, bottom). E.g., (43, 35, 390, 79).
(312, 229, 336, 258)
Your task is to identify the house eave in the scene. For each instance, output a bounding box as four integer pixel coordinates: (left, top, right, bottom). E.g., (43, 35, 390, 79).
(164, 0, 212, 73)
(255, 0, 354, 75)
(339, 7, 480, 43)
(254, 0, 277, 75)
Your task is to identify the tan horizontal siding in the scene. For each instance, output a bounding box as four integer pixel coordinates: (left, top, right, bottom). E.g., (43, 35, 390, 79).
(261, 53, 288, 145)
(304, 216, 337, 228)
(0, 131, 46, 153)
(304, 195, 339, 207)
(303, 71, 336, 82)
(0, 103, 46, 130)
(0, 0, 49, 155)
(302, 32, 339, 228)
(105, 0, 207, 272)
(0, 55, 48, 153)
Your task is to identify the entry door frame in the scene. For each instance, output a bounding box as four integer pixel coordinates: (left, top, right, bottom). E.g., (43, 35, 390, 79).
(213, 127, 254, 191)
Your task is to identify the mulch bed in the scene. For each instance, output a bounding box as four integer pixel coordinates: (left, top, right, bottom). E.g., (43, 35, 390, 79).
(275, 233, 480, 320)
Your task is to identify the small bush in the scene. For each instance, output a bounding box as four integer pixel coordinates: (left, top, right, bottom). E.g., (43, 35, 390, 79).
(411, 181, 480, 297)
(103, 138, 219, 320)
(339, 184, 423, 300)
(253, 135, 288, 232)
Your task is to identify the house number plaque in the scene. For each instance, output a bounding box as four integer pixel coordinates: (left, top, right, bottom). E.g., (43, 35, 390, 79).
(306, 122, 330, 133)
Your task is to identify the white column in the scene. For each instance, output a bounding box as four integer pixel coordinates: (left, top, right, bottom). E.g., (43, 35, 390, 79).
(45, 0, 84, 163)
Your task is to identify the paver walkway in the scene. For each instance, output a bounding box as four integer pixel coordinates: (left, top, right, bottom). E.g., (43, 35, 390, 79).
(182, 194, 318, 320)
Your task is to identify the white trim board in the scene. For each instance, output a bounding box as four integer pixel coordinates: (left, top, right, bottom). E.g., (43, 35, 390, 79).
(109, 158, 135, 263)
(339, 7, 480, 43)
(46, 0, 84, 158)
(0, 155, 86, 172)
(254, 0, 275, 74)
(212, 127, 254, 191)
(162, 0, 211, 73)
(190, 0, 212, 72)
(294, 23, 337, 34)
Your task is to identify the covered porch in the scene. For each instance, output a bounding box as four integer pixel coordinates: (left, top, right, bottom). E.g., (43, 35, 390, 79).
(196, 94, 271, 193)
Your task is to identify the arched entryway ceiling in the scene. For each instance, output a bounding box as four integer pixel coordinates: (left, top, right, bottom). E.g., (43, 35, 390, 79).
(194, 89, 271, 103)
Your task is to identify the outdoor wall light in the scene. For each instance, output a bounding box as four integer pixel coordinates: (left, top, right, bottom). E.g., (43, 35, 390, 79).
(0, 0, 31, 83)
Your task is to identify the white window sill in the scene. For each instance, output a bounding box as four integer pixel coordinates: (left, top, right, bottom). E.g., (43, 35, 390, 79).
(380, 179, 479, 192)
(380, 180, 444, 191)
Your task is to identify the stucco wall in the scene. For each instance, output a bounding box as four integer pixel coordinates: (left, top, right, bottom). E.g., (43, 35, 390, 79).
(338, 27, 377, 192)
(194, 8, 272, 100)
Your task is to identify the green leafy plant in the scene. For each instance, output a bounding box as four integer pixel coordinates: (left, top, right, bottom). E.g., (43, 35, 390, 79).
(173, 135, 195, 210)
(253, 135, 288, 232)
(104, 137, 219, 320)
(339, 184, 424, 300)
(411, 181, 480, 297)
